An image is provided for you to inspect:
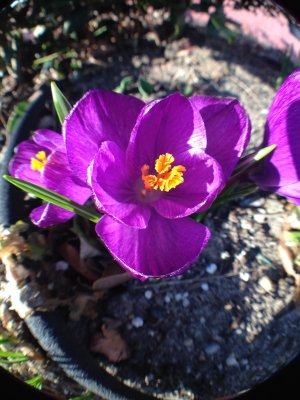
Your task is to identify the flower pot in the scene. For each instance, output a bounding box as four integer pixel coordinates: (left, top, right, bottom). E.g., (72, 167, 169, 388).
(2, 17, 300, 396)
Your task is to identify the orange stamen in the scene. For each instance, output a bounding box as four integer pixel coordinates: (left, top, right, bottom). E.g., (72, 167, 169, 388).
(141, 153, 186, 192)
(31, 150, 48, 172)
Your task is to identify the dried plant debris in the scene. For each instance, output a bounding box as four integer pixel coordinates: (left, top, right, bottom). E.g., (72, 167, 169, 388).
(90, 323, 130, 363)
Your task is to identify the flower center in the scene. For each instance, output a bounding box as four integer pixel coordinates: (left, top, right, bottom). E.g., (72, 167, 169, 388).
(31, 150, 48, 172)
(141, 153, 186, 192)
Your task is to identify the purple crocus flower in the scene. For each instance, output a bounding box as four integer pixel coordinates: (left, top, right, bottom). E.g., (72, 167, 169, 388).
(64, 90, 250, 279)
(9, 129, 91, 227)
(251, 70, 300, 205)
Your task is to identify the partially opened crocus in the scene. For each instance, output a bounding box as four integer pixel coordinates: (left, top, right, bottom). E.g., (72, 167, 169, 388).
(9, 129, 91, 227)
(64, 90, 250, 279)
(251, 69, 300, 205)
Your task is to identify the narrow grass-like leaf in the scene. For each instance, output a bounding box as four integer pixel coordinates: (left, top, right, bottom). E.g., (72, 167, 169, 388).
(0, 334, 17, 345)
(226, 144, 277, 190)
(25, 376, 43, 390)
(6, 101, 29, 135)
(253, 144, 277, 162)
(284, 231, 300, 244)
(69, 392, 94, 400)
(51, 82, 72, 124)
(137, 78, 153, 97)
(194, 184, 258, 222)
(0, 349, 29, 364)
(3, 175, 101, 224)
(0, 358, 29, 364)
(0, 350, 29, 358)
(94, 25, 107, 37)
(114, 76, 132, 94)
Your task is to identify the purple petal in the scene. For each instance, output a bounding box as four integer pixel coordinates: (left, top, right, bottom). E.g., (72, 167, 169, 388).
(126, 93, 206, 177)
(275, 182, 300, 206)
(33, 129, 64, 150)
(190, 96, 251, 180)
(30, 175, 91, 227)
(89, 141, 150, 228)
(64, 90, 145, 185)
(41, 150, 71, 191)
(9, 140, 48, 185)
(251, 70, 300, 188)
(152, 152, 224, 218)
(96, 212, 210, 280)
(30, 203, 75, 227)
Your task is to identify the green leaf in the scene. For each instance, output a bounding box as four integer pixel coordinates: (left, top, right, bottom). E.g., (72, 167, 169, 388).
(6, 101, 29, 136)
(229, 144, 277, 183)
(25, 376, 43, 390)
(3, 175, 101, 224)
(296, 206, 300, 221)
(0, 358, 29, 364)
(209, 13, 238, 45)
(253, 144, 277, 162)
(137, 78, 153, 97)
(284, 230, 300, 244)
(0, 350, 29, 359)
(50, 82, 72, 124)
(114, 76, 132, 94)
(69, 392, 94, 400)
(94, 25, 107, 37)
(0, 334, 17, 345)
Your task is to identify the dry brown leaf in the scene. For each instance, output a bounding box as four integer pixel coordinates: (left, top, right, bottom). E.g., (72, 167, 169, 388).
(278, 243, 295, 277)
(93, 272, 132, 291)
(278, 242, 300, 308)
(69, 293, 98, 321)
(58, 243, 99, 282)
(0, 226, 28, 264)
(90, 325, 130, 362)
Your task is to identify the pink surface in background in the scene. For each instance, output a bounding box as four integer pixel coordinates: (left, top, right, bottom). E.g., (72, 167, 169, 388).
(187, 3, 300, 62)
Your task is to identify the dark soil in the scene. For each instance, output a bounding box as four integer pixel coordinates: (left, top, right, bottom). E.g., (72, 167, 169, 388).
(1, 19, 300, 400)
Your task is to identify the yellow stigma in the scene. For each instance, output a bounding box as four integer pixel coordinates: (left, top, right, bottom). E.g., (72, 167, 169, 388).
(141, 153, 186, 192)
(31, 150, 48, 172)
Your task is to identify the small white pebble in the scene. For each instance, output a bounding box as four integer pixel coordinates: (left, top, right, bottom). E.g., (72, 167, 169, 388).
(235, 328, 243, 335)
(236, 250, 246, 261)
(239, 271, 250, 282)
(251, 198, 264, 206)
(258, 276, 275, 292)
(221, 251, 230, 260)
(206, 263, 217, 274)
(260, 108, 268, 115)
(182, 298, 190, 307)
(253, 214, 266, 223)
(183, 291, 189, 298)
(55, 260, 69, 271)
(201, 283, 209, 291)
(184, 339, 194, 348)
(175, 293, 183, 301)
(205, 343, 220, 355)
(144, 290, 153, 300)
(226, 354, 239, 367)
(132, 316, 144, 328)
(241, 220, 252, 230)
(164, 294, 171, 303)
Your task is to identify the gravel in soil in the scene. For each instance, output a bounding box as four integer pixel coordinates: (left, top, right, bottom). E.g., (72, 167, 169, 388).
(1, 23, 300, 400)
